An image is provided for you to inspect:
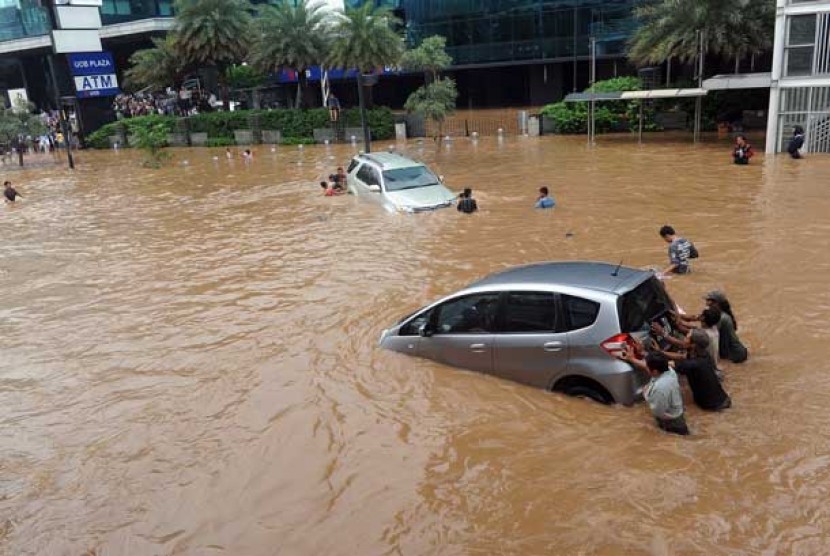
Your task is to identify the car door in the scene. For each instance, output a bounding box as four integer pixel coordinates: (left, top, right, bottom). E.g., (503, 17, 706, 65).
(493, 291, 570, 388)
(382, 310, 431, 356)
(419, 293, 499, 374)
(352, 163, 383, 206)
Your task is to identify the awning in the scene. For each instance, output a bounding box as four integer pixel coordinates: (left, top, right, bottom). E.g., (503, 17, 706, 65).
(564, 88, 707, 103)
(703, 73, 772, 91)
(563, 92, 623, 102)
(620, 88, 707, 99)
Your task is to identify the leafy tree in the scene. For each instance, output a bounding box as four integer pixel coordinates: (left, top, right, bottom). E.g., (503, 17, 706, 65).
(226, 64, 266, 90)
(249, 0, 328, 108)
(133, 121, 172, 168)
(402, 36, 457, 140)
(328, 2, 403, 152)
(628, 0, 774, 72)
(404, 79, 457, 140)
(124, 34, 188, 92)
(400, 35, 452, 83)
(173, 0, 253, 110)
(0, 101, 47, 166)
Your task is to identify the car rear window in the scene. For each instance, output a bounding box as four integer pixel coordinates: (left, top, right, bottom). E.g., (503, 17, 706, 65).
(562, 295, 600, 331)
(503, 292, 558, 333)
(347, 159, 359, 173)
(618, 277, 674, 333)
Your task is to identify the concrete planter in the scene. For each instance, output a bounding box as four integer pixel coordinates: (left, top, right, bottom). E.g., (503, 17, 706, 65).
(166, 133, 187, 147)
(190, 132, 208, 146)
(313, 128, 335, 143)
(261, 130, 282, 144)
(108, 135, 125, 147)
(233, 130, 254, 145)
(344, 127, 366, 142)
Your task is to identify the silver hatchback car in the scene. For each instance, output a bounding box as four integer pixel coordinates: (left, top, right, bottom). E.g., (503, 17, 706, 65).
(380, 262, 678, 405)
(346, 152, 457, 213)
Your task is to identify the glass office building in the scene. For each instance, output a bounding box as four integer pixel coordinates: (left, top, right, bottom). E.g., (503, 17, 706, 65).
(405, 0, 636, 66)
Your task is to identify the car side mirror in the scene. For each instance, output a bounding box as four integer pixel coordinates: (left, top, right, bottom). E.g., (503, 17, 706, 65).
(368, 184, 381, 193)
(418, 323, 433, 337)
(438, 175, 445, 183)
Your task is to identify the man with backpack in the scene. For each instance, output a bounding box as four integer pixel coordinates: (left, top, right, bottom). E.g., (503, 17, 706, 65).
(659, 225, 698, 275)
(457, 188, 478, 214)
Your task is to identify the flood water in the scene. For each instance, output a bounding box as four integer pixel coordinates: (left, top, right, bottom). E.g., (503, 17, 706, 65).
(2, 135, 830, 555)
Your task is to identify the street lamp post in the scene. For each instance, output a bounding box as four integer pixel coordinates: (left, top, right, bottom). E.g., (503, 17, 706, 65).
(356, 73, 370, 152)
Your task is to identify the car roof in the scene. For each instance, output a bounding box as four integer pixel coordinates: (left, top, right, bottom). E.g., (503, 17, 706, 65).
(467, 261, 654, 296)
(354, 152, 424, 171)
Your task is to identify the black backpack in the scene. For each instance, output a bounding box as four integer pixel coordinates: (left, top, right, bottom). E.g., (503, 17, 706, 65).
(688, 242, 699, 259)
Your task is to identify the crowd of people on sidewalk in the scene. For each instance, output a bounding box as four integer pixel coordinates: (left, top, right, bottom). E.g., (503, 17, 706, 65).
(113, 88, 221, 120)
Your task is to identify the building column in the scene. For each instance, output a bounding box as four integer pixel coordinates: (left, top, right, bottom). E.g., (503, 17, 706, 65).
(766, 0, 788, 154)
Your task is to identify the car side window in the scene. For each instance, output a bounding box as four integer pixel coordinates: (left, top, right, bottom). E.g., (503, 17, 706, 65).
(356, 164, 379, 186)
(347, 159, 359, 173)
(400, 310, 431, 336)
(503, 292, 558, 333)
(562, 295, 600, 331)
(435, 293, 499, 334)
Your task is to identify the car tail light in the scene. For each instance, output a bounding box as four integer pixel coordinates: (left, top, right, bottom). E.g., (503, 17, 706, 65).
(601, 333, 638, 359)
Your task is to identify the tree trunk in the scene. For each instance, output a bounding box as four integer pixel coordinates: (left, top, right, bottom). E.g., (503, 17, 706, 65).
(17, 148, 23, 167)
(219, 66, 230, 111)
(356, 74, 370, 153)
(296, 71, 305, 109)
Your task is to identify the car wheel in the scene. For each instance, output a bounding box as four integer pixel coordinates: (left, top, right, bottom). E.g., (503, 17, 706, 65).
(562, 385, 613, 405)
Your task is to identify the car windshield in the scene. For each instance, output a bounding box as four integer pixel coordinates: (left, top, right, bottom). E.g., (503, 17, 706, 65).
(618, 277, 674, 333)
(382, 166, 440, 192)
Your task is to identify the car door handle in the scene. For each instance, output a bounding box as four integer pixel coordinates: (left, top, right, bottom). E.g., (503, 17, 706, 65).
(543, 341, 564, 352)
(470, 343, 487, 352)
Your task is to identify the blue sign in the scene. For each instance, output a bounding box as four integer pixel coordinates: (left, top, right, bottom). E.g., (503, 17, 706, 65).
(68, 52, 115, 76)
(67, 52, 120, 98)
(276, 66, 399, 84)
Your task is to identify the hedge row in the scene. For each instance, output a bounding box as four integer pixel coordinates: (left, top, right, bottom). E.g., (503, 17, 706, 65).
(86, 107, 395, 149)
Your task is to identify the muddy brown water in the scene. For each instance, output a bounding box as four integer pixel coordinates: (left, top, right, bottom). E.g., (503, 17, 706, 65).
(2, 136, 830, 555)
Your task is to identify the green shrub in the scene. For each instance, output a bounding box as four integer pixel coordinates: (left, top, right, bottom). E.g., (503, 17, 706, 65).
(280, 136, 317, 145)
(205, 137, 236, 147)
(540, 76, 661, 135)
(85, 108, 396, 148)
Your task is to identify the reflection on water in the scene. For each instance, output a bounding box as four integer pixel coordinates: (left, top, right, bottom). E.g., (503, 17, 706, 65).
(2, 136, 830, 554)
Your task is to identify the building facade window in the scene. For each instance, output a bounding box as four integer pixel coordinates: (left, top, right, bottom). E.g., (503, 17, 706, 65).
(786, 14, 816, 76)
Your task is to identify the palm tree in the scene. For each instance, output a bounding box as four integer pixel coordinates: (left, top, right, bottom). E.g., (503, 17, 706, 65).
(124, 35, 188, 92)
(328, 2, 403, 152)
(628, 0, 774, 73)
(173, 0, 254, 110)
(249, 1, 328, 109)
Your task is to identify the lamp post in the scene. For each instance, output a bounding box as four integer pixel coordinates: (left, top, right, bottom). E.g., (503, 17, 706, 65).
(356, 71, 377, 153)
(46, 0, 76, 169)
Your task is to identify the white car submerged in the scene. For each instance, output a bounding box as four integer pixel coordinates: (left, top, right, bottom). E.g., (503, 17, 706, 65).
(346, 152, 456, 213)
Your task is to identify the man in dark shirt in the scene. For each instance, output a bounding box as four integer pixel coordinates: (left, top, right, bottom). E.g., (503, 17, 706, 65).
(457, 188, 478, 214)
(673, 329, 732, 411)
(4, 181, 20, 202)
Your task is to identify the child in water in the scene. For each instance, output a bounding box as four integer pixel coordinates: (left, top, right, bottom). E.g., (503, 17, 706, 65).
(535, 186, 555, 209)
(733, 135, 754, 165)
(320, 181, 342, 197)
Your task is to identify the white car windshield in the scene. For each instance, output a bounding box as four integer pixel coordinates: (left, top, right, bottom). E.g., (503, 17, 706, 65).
(383, 166, 440, 192)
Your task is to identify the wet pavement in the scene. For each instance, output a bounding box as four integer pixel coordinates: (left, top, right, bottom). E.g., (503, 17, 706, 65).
(2, 135, 830, 554)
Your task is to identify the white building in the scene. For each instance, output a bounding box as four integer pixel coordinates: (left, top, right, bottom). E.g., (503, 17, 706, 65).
(767, 0, 830, 153)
